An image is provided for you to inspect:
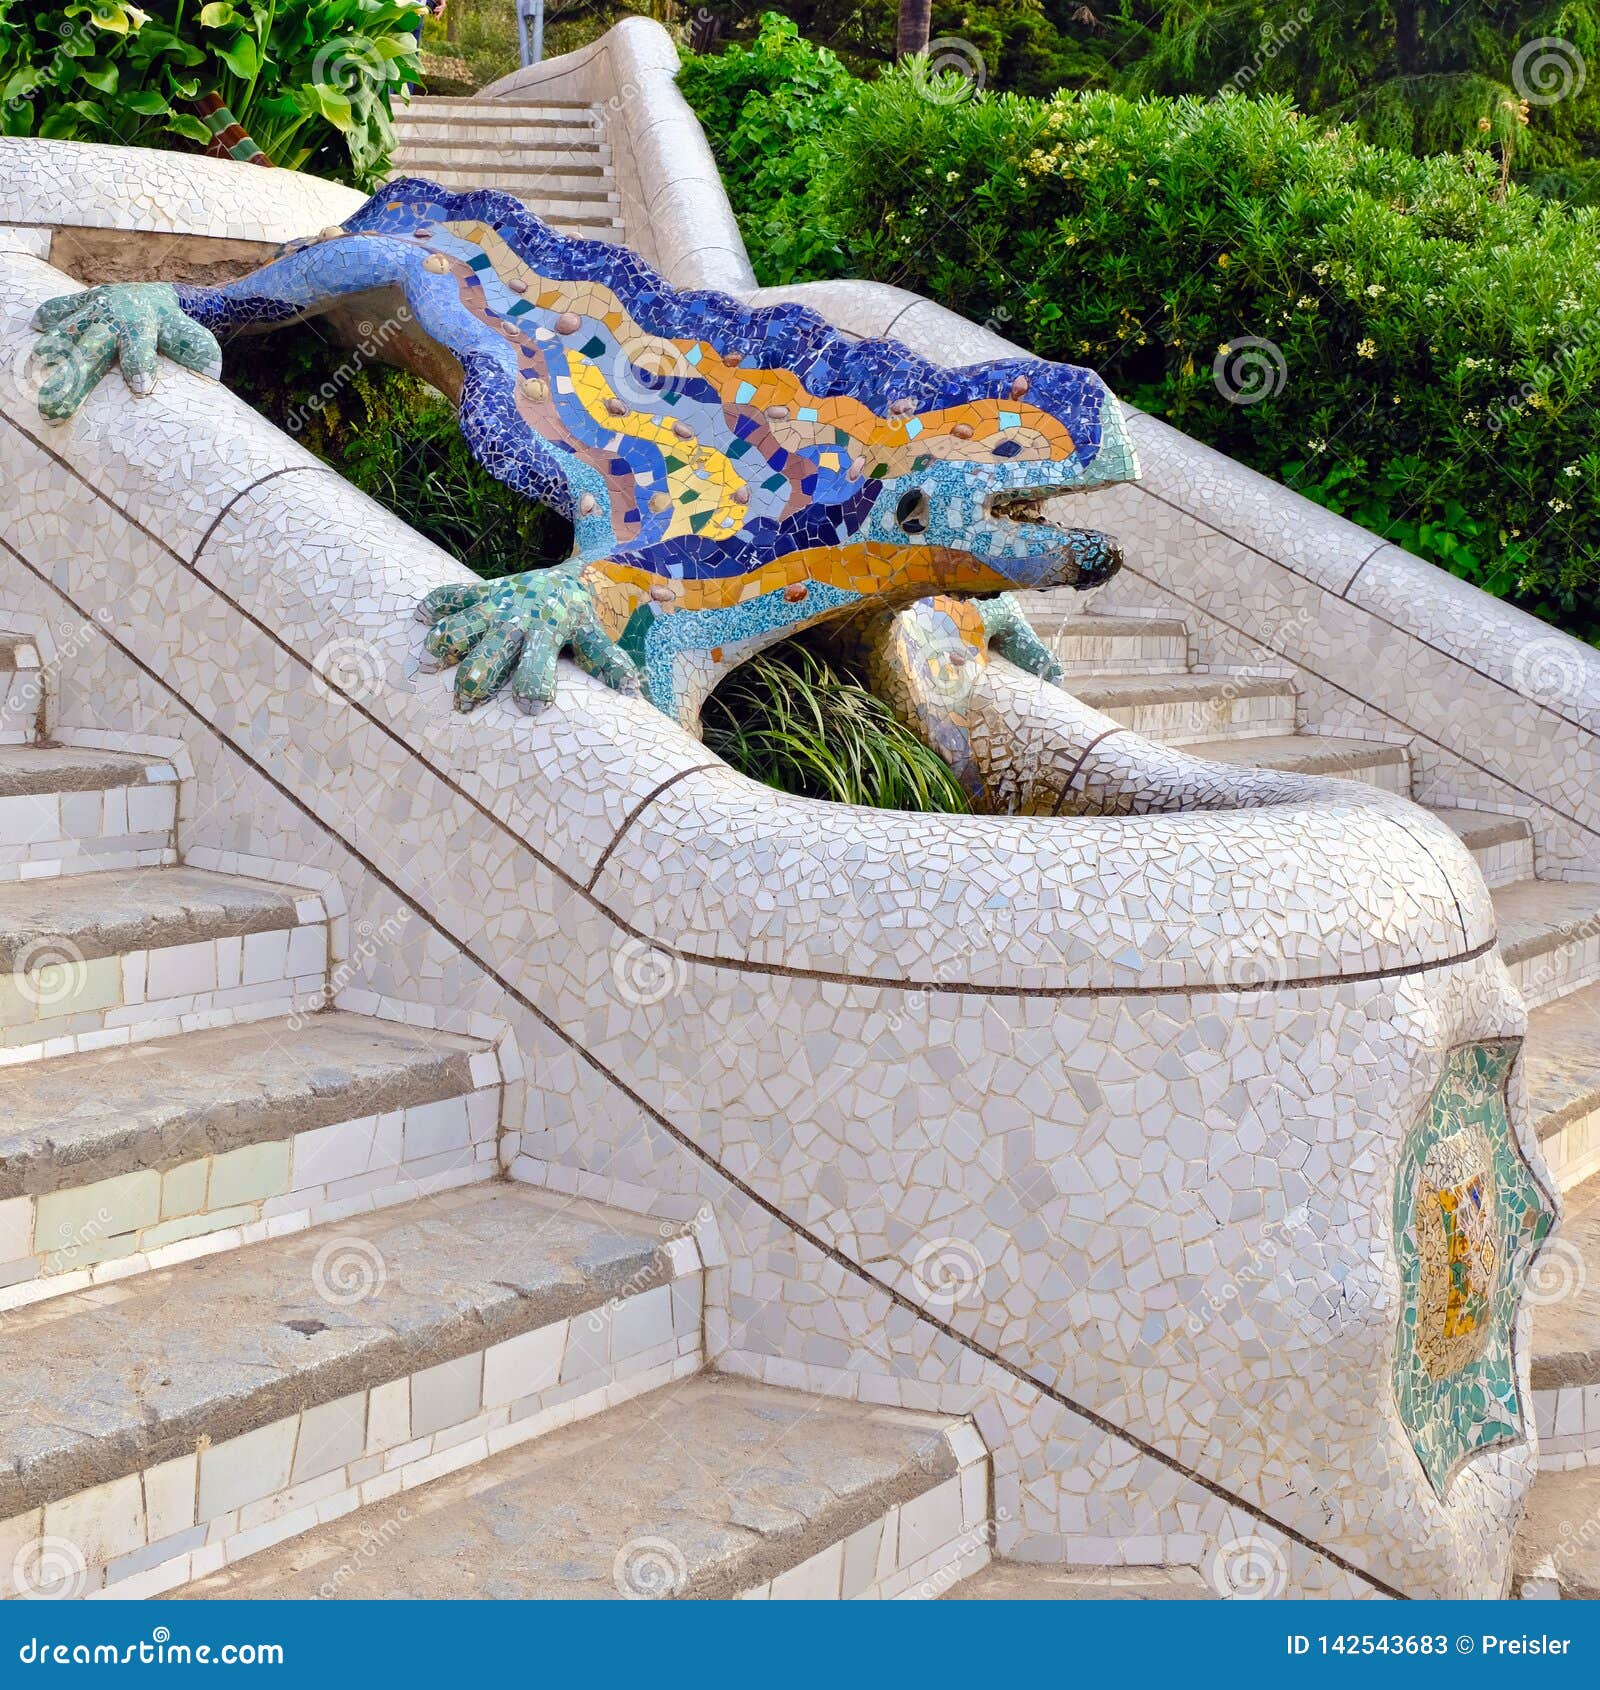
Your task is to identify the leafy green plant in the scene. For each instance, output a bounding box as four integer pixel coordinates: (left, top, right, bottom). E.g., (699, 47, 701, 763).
(701, 640, 974, 811)
(0, 0, 421, 185)
(222, 324, 571, 575)
(677, 13, 856, 282)
(682, 29, 1600, 640)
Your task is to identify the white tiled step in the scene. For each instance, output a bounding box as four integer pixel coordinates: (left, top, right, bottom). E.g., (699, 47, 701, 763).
(1492, 878, 1600, 1008)
(945, 1561, 1211, 1599)
(175, 1375, 989, 1602)
(0, 1183, 702, 1599)
(398, 96, 593, 114)
(1528, 980, 1600, 1190)
(1425, 806, 1534, 889)
(0, 865, 328, 1062)
(392, 165, 619, 201)
(1037, 615, 1189, 676)
(1066, 671, 1297, 744)
(0, 745, 178, 880)
(1514, 1461, 1600, 1596)
(1182, 733, 1411, 793)
(394, 119, 605, 145)
(397, 165, 618, 204)
(1529, 1168, 1600, 1468)
(0, 1011, 501, 1306)
(0, 633, 41, 744)
(394, 141, 611, 169)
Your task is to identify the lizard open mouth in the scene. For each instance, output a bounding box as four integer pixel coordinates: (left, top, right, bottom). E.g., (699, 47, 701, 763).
(988, 491, 1054, 527)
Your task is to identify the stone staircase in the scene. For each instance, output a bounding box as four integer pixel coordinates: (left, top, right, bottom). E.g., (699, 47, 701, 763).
(1035, 606, 1600, 1601)
(390, 96, 625, 243)
(0, 627, 990, 1602)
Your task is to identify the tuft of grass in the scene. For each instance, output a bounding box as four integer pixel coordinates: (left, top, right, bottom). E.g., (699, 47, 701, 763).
(702, 641, 972, 814)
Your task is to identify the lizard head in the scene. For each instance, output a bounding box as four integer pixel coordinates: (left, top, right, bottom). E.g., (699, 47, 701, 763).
(860, 355, 1137, 596)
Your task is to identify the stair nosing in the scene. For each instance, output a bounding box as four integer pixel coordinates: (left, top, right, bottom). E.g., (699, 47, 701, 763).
(0, 745, 174, 798)
(174, 1375, 963, 1602)
(0, 866, 307, 970)
(0, 1010, 489, 1200)
(0, 1183, 688, 1521)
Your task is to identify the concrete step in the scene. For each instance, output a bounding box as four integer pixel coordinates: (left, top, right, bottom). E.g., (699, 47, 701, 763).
(390, 164, 618, 201)
(394, 140, 611, 169)
(946, 1561, 1212, 1599)
(395, 119, 608, 147)
(0, 745, 178, 881)
(0, 866, 328, 1062)
(1528, 981, 1600, 1190)
(1528, 1168, 1600, 1468)
(0, 633, 42, 744)
(1066, 671, 1297, 744)
(1425, 806, 1535, 890)
(0, 1011, 499, 1307)
(391, 166, 619, 205)
(1513, 1462, 1600, 1597)
(1492, 878, 1600, 1009)
(0, 1182, 702, 1599)
(398, 97, 593, 114)
(1039, 615, 1190, 676)
(1182, 732, 1411, 793)
(175, 1374, 986, 1602)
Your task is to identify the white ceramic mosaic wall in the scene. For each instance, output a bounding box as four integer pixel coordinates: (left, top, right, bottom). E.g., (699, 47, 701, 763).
(0, 123, 1587, 1600)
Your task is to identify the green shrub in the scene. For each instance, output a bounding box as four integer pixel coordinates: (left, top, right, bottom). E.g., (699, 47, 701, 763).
(0, 0, 421, 186)
(676, 13, 855, 283)
(682, 28, 1600, 639)
(701, 640, 973, 812)
(223, 325, 570, 574)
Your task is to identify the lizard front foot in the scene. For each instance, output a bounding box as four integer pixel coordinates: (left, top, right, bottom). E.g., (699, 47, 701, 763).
(416, 564, 642, 715)
(29, 283, 223, 421)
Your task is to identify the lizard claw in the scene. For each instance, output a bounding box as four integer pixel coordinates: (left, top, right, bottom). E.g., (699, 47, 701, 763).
(416, 565, 641, 715)
(976, 593, 1063, 685)
(28, 283, 222, 422)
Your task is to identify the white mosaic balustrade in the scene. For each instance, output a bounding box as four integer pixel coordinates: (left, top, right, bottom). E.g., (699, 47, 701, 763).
(0, 137, 1576, 1601)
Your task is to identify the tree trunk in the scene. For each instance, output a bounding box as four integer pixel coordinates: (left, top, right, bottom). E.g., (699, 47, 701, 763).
(896, 0, 932, 59)
(1394, 0, 1424, 75)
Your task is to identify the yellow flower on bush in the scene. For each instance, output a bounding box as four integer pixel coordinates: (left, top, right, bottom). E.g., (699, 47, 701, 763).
(1356, 339, 1377, 358)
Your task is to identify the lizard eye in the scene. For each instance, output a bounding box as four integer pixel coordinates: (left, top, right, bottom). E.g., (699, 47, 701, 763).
(895, 489, 929, 536)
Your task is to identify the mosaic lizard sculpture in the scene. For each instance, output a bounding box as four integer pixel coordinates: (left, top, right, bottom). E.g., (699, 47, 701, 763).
(29, 181, 1136, 738)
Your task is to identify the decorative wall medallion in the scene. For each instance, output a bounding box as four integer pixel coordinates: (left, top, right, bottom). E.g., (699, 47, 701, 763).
(1392, 1040, 1556, 1496)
